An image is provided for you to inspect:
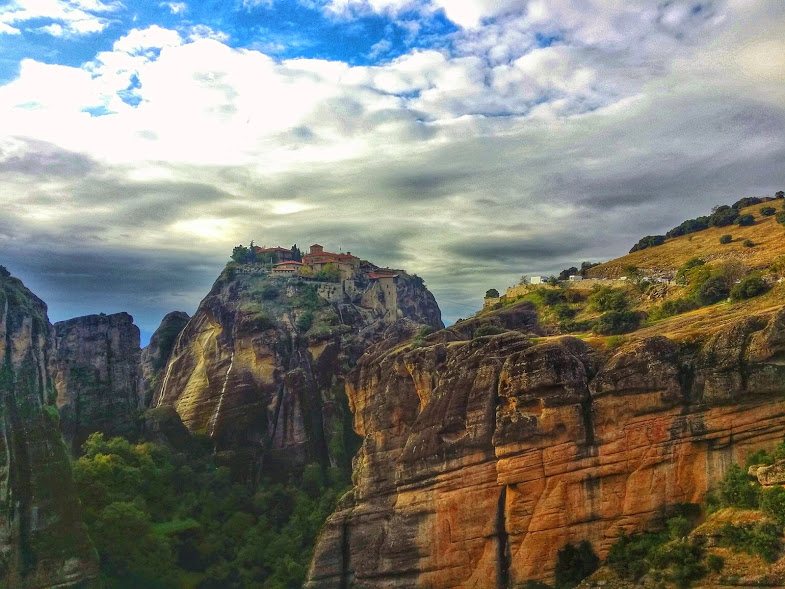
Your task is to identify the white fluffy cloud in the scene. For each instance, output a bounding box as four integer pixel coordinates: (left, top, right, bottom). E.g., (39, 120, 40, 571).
(0, 0, 121, 36)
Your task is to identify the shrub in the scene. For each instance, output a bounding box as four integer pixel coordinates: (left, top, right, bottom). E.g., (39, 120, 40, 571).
(719, 234, 732, 244)
(554, 541, 599, 589)
(296, 311, 314, 331)
(666, 217, 709, 239)
(485, 288, 500, 298)
(695, 275, 730, 306)
(587, 286, 629, 312)
(743, 239, 755, 247)
(732, 197, 763, 209)
(760, 486, 785, 526)
(717, 521, 782, 562)
(776, 211, 785, 226)
(675, 258, 706, 285)
(606, 529, 668, 580)
(553, 303, 577, 321)
(473, 324, 504, 338)
(707, 553, 724, 573)
(260, 284, 279, 300)
(629, 234, 665, 253)
(593, 311, 641, 335)
(761, 206, 776, 216)
(736, 214, 755, 226)
(650, 539, 706, 588)
(730, 274, 769, 301)
(709, 206, 739, 227)
(560, 319, 595, 333)
(649, 298, 700, 321)
(718, 464, 759, 509)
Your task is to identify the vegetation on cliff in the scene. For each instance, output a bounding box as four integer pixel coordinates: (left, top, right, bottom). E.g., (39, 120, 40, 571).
(73, 431, 349, 588)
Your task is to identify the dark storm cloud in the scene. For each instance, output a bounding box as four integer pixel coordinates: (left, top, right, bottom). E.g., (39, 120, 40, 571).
(0, 140, 97, 177)
(448, 234, 591, 264)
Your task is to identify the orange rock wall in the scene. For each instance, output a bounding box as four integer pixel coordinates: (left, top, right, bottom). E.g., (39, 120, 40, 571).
(307, 311, 785, 587)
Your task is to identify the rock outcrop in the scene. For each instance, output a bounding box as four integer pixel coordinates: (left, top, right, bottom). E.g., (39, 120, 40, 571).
(140, 311, 189, 407)
(307, 307, 785, 588)
(154, 264, 442, 480)
(0, 269, 99, 588)
(53, 312, 142, 453)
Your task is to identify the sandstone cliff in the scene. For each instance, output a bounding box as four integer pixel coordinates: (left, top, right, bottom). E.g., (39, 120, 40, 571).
(0, 269, 99, 588)
(154, 264, 442, 480)
(140, 310, 189, 407)
(307, 305, 785, 588)
(53, 312, 142, 453)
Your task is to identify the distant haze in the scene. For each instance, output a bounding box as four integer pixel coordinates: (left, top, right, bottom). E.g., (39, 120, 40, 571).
(1, 0, 784, 344)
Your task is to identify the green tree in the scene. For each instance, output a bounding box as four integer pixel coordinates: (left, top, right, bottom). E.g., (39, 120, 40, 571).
(719, 234, 732, 244)
(554, 541, 599, 589)
(485, 288, 500, 298)
(736, 214, 755, 226)
(760, 207, 776, 216)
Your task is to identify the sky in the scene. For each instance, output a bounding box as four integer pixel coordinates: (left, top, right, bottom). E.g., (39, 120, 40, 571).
(1, 0, 784, 345)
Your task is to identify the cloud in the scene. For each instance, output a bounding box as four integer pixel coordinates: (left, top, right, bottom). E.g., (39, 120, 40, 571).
(0, 0, 122, 37)
(1, 1, 784, 332)
(161, 2, 188, 15)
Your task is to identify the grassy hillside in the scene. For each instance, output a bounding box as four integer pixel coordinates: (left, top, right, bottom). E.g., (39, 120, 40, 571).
(476, 199, 785, 348)
(587, 201, 785, 279)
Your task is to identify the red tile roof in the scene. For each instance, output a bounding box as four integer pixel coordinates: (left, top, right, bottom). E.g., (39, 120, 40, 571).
(254, 246, 292, 254)
(275, 261, 303, 266)
(368, 272, 396, 279)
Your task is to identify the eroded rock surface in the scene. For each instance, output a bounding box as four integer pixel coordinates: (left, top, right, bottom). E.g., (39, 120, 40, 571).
(154, 265, 443, 480)
(0, 270, 98, 588)
(53, 312, 142, 452)
(140, 310, 189, 407)
(307, 309, 785, 588)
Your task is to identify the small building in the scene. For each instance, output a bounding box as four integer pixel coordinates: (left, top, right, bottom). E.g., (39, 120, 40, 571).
(302, 244, 360, 280)
(254, 246, 296, 263)
(529, 276, 548, 285)
(568, 275, 583, 281)
(270, 261, 303, 275)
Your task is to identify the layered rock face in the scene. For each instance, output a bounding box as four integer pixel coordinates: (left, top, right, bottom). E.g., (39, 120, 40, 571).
(154, 265, 442, 480)
(53, 312, 142, 453)
(307, 308, 785, 588)
(0, 270, 98, 588)
(140, 311, 189, 407)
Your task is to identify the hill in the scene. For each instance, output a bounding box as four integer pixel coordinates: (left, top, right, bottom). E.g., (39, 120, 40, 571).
(479, 199, 785, 347)
(588, 200, 785, 278)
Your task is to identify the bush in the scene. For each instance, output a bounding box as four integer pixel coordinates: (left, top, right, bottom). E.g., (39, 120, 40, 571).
(736, 214, 755, 226)
(666, 217, 709, 239)
(761, 206, 776, 216)
(706, 553, 724, 573)
(296, 311, 314, 331)
(649, 298, 700, 321)
(709, 206, 739, 227)
(717, 521, 782, 562)
(553, 303, 577, 321)
(554, 541, 599, 589)
(760, 486, 785, 526)
(560, 319, 595, 333)
(695, 275, 730, 306)
(743, 239, 755, 247)
(485, 288, 500, 298)
(675, 258, 706, 285)
(719, 234, 732, 244)
(473, 324, 504, 338)
(732, 197, 764, 209)
(629, 234, 665, 253)
(606, 529, 668, 580)
(587, 286, 629, 312)
(593, 311, 641, 335)
(718, 464, 759, 509)
(730, 274, 769, 301)
(776, 211, 785, 226)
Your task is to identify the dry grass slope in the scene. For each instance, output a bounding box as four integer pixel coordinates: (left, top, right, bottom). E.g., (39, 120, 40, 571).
(587, 201, 785, 278)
